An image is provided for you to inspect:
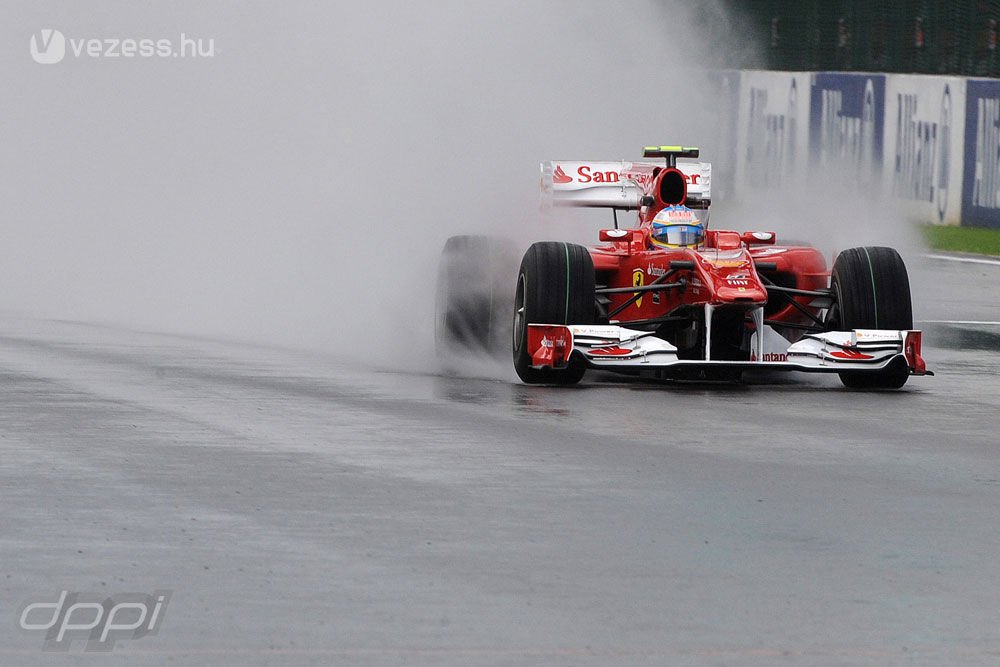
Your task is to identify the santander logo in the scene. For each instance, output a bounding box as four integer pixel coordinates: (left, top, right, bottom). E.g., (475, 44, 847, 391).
(553, 165, 573, 184)
(554, 163, 701, 186)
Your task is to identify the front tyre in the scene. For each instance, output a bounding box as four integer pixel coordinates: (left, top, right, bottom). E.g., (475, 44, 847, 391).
(512, 242, 595, 385)
(828, 246, 913, 389)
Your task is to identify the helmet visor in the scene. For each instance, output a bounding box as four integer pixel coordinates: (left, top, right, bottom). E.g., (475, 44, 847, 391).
(654, 223, 704, 247)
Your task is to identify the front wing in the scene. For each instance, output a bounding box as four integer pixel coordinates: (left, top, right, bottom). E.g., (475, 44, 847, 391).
(526, 324, 930, 377)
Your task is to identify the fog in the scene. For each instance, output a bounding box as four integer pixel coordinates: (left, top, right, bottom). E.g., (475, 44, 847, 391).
(6, 2, 922, 370)
(3, 1, 747, 364)
(716, 171, 925, 260)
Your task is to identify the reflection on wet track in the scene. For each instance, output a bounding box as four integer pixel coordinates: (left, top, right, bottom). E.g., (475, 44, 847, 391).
(0, 303, 998, 663)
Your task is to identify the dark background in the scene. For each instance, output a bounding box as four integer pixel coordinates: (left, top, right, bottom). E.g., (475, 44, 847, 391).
(719, 0, 1000, 77)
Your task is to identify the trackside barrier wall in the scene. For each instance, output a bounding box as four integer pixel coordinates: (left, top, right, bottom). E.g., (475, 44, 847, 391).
(809, 72, 885, 180)
(733, 71, 811, 191)
(963, 80, 1000, 228)
(730, 70, 999, 228)
(883, 75, 965, 226)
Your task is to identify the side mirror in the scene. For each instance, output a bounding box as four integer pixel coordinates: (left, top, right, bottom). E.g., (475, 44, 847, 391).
(599, 228, 631, 242)
(741, 231, 776, 245)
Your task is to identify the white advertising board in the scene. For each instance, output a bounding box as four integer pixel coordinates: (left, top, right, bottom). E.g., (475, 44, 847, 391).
(882, 74, 966, 225)
(733, 70, 812, 194)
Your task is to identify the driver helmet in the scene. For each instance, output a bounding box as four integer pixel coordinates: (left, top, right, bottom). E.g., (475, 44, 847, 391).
(650, 205, 704, 248)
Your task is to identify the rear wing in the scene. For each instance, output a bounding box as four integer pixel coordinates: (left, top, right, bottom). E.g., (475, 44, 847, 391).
(540, 159, 711, 209)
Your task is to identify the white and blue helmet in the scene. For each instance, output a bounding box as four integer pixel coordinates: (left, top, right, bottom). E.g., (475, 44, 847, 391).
(650, 205, 704, 248)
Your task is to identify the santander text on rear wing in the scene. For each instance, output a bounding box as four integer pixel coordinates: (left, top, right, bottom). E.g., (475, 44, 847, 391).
(540, 159, 711, 209)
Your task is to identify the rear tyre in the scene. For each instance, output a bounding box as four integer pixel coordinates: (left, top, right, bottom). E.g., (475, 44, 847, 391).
(513, 242, 595, 385)
(435, 235, 519, 360)
(828, 246, 913, 389)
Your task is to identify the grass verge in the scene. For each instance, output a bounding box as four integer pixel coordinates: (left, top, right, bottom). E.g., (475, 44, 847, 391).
(921, 224, 1000, 256)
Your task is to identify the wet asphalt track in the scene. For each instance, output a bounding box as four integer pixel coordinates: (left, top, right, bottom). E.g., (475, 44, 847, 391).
(0, 254, 999, 665)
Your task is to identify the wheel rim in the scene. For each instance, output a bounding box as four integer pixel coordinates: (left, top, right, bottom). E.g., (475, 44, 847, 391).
(827, 275, 843, 330)
(513, 273, 526, 352)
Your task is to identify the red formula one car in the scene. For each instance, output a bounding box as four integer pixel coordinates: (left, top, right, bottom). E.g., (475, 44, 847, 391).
(436, 146, 930, 389)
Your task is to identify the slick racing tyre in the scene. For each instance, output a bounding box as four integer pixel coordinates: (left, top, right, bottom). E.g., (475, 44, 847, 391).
(828, 246, 913, 389)
(512, 241, 596, 385)
(435, 235, 519, 359)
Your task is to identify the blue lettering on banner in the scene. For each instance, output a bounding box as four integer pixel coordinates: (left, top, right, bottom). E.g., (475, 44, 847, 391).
(893, 93, 938, 206)
(939, 85, 952, 222)
(808, 73, 885, 172)
(706, 70, 741, 199)
(962, 80, 1000, 228)
(745, 78, 799, 187)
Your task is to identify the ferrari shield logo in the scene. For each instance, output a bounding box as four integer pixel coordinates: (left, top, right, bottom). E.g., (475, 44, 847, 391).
(632, 269, 644, 308)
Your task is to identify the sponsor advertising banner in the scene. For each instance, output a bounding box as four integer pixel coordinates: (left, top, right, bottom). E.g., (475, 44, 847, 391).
(724, 70, 996, 226)
(962, 79, 1000, 229)
(706, 70, 741, 199)
(808, 73, 886, 180)
(734, 71, 811, 193)
(883, 75, 966, 225)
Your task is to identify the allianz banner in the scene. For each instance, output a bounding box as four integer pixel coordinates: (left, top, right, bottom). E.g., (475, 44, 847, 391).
(883, 75, 966, 225)
(808, 73, 886, 179)
(706, 70, 741, 199)
(962, 80, 1000, 229)
(734, 71, 811, 193)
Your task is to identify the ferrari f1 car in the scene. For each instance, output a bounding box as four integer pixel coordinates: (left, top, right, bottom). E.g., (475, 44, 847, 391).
(436, 146, 930, 389)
